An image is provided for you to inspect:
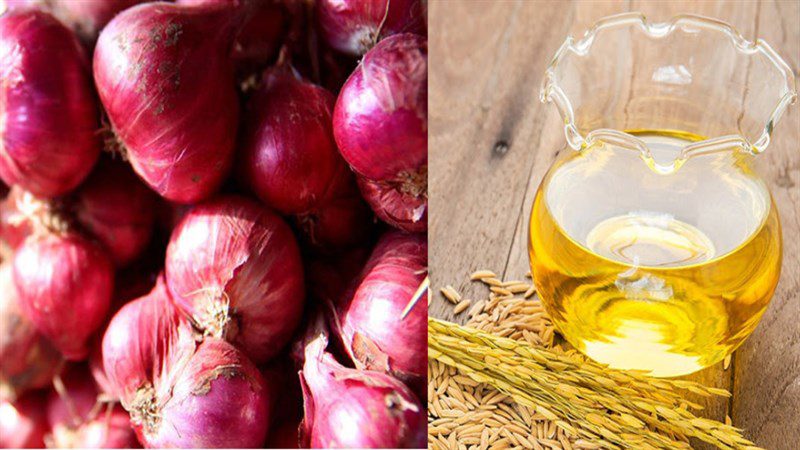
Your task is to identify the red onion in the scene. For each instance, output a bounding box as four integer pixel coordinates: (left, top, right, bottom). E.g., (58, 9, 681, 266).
(177, 0, 286, 75)
(165, 196, 305, 364)
(4, 0, 149, 44)
(298, 314, 425, 448)
(357, 173, 426, 232)
(93, 2, 242, 203)
(13, 231, 113, 360)
(73, 158, 157, 267)
(0, 263, 61, 399)
(102, 280, 271, 447)
(337, 230, 427, 393)
(316, 0, 426, 56)
(333, 33, 427, 232)
(0, 9, 101, 198)
(295, 188, 375, 250)
(0, 392, 48, 448)
(239, 61, 343, 215)
(46, 367, 138, 448)
(291, 161, 375, 251)
(89, 265, 160, 400)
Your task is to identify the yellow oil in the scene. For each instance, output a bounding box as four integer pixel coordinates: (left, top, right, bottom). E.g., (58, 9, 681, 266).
(528, 130, 781, 377)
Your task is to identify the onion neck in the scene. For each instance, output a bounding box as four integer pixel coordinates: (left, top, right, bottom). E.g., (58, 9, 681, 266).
(197, 292, 239, 341)
(394, 165, 427, 199)
(129, 384, 160, 437)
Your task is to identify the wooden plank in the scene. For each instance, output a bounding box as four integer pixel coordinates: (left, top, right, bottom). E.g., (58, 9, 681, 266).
(429, 0, 799, 448)
(429, 0, 574, 322)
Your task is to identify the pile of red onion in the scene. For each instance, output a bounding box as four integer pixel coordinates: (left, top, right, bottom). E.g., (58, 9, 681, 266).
(0, 0, 427, 447)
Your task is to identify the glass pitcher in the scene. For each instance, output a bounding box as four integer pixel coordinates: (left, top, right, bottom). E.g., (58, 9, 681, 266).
(528, 13, 797, 377)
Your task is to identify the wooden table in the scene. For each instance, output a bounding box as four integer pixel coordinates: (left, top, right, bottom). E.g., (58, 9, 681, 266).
(428, 1, 799, 449)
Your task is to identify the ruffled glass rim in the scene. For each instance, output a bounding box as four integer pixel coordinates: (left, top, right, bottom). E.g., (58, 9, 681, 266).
(541, 12, 797, 167)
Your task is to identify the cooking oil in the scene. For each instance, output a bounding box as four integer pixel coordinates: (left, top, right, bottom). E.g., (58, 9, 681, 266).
(528, 130, 781, 377)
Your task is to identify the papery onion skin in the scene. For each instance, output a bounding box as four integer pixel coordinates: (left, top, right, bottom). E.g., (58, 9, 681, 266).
(74, 158, 157, 267)
(299, 315, 425, 449)
(333, 33, 427, 181)
(316, 0, 426, 56)
(357, 174, 426, 233)
(93, 3, 241, 203)
(13, 232, 113, 360)
(165, 196, 305, 364)
(239, 64, 343, 215)
(0, 263, 61, 399)
(0, 10, 101, 198)
(46, 367, 140, 449)
(102, 282, 270, 448)
(339, 230, 427, 391)
(0, 392, 48, 448)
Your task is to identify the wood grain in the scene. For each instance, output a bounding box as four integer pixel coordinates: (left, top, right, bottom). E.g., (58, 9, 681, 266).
(428, 1, 799, 449)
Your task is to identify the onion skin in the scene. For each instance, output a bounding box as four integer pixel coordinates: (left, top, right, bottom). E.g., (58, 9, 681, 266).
(316, 0, 426, 56)
(0, 263, 61, 399)
(94, 2, 241, 203)
(338, 231, 427, 394)
(357, 174, 426, 233)
(102, 281, 270, 448)
(0, 10, 101, 198)
(46, 367, 139, 448)
(298, 315, 425, 448)
(333, 33, 427, 231)
(239, 65, 342, 215)
(74, 158, 157, 267)
(0, 392, 48, 448)
(13, 232, 113, 360)
(165, 196, 305, 364)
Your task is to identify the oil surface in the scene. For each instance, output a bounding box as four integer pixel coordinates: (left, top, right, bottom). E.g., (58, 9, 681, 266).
(529, 131, 781, 376)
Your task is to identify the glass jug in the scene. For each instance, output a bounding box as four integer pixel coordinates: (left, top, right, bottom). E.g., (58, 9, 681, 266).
(528, 13, 797, 377)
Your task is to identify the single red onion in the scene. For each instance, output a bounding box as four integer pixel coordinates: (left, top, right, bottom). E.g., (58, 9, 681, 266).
(337, 230, 427, 393)
(357, 173, 426, 232)
(165, 196, 305, 364)
(73, 158, 157, 267)
(239, 61, 343, 215)
(0, 392, 48, 448)
(102, 280, 270, 447)
(177, 0, 286, 75)
(93, 2, 242, 203)
(316, 0, 426, 56)
(46, 367, 138, 448)
(292, 162, 375, 251)
(0, 263, 61, 399)
(298, 314, 425, 448)
(0, 9, 101, 198)
(295, 189, 375, 251)
(13, 231, 113, 360)
(89, 264, 160, 400)
(333, 33, 427, 231)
